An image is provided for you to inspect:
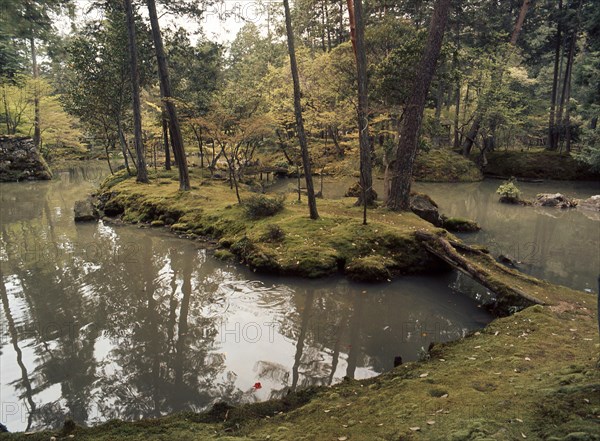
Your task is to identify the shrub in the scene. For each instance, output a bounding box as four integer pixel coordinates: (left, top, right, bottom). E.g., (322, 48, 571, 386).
(496, 179, 521, 200)
(243, 195, 285, 219)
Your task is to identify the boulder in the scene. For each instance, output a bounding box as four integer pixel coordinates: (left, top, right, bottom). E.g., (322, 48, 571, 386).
(410, 193, 443, 226)
(442, 216, 481, 233)
(533, 193, 577, 209)
(0, 136, 52, 182)
(74, 197, 98, 222)
(576, 195, 600, 212)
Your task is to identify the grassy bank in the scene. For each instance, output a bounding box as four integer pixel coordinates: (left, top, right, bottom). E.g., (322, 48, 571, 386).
(2, 169, 597, 441)
(483, 150, 599, 181)
(414, 150, 483, 182)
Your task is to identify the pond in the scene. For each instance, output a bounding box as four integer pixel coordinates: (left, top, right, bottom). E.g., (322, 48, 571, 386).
(0, 163, 492, 431)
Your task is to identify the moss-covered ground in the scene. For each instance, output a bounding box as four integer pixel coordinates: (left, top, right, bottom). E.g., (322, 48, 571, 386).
(2, 167, 597, 441)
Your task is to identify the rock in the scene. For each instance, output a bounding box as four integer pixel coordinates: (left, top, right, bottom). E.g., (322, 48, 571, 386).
(0, 136, 52, 182)
(576, 195, 600, 212)
(498, 254, 520, 268)
(442, 216, 481, 233)
(533, 193, 577, 208)
(74, 197, 98, 222)
(410, 193, 443, 226)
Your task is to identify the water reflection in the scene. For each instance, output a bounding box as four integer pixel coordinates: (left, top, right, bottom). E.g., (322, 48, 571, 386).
(0, 164, 491, 431)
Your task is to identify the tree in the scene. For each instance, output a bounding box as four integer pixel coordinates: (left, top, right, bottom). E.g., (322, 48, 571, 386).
(461, 0, 532, 157)
(350, 0, 374, 223)
(386, 0, 451, 211)
(146, 0, 190, 191)
(124, 0, 148, 183)
(283, 0, 319, 220)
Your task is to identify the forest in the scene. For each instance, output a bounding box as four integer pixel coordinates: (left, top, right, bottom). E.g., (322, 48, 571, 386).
(0, 0, 599, 440)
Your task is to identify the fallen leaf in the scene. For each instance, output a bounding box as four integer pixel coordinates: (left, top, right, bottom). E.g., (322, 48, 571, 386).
(338, 437, 348, 441)
(253, 382, 262, 390)
(409, 427, 421, 431)
(427, 420, 435, 425)
(521, 432, 527, 438)
(419, 373, 429, 378)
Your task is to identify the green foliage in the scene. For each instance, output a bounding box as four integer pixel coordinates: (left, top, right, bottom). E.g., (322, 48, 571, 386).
(260, 224, 286, 242)
(243, 194, 285, 219)
(575, 128, 600, 172)
(496, 179, 521, 199)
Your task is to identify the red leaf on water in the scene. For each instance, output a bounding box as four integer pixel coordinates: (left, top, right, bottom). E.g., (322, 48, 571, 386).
(253, 382, 262, 390)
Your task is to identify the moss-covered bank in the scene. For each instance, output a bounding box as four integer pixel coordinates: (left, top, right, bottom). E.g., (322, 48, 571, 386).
(483, 150, 599, 180)
(414, 149, 483, 182)
(96, 169, 443, 280)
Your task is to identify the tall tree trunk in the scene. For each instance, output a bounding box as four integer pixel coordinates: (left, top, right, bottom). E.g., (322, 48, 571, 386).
(548, 0, 562, 150)
(30, 35, 41, 149)
(461, 0, 531, 157)
(283, 0, 319, 220)
(146, 0, 190, 190)
(386, 0, 451, 211)
(351, 0, 374, 222)
(558, 1, 581, 153)
(161, 112, 171, 170)
(124, 0, 149, 183)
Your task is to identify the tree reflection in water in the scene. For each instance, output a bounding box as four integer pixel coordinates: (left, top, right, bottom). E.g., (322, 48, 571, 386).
(0, 164, 492, 431)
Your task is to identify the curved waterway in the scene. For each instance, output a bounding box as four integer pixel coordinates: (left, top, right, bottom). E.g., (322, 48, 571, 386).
(0, 164, 492, 431)
(270, 176, 600, 292)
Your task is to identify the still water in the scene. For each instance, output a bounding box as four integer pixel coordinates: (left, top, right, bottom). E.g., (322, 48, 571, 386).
(0, 164, 492, 431)
(272, 177, 600, 291)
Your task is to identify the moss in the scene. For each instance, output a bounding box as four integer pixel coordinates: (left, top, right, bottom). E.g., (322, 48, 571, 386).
(150, 220, 165, 227)
(483, 150, 600, 180)
(442, 217, 481, 233)
(414, 149, 483, 182)
(214, 249, 236, 261)
(345, 255, 392, 282)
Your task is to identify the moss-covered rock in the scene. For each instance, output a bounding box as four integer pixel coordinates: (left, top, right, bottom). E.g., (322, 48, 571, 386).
(442, 216, 481, 233)
(0, 136, 52, 182)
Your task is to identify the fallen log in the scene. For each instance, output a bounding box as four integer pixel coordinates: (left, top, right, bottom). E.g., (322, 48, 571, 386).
(416, 231, 544, 315)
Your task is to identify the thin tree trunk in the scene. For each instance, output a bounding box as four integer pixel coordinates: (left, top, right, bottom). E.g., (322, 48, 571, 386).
(124, 0, 149, 183)
(283, 0, 319, 220)
(387, 0, 451, 211)
(548, 0, 562, 150)
(30, 35, 41, 149)
(146, 0, 190, 190)
(351, 0, 374, 222)
(117, 123, 132, 175)
(162, 112, 171, 170)
(558, 1, 581, 153)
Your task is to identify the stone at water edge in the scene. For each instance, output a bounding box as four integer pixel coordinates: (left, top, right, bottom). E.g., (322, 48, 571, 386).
(0, 136, 52, 182)
(409, 193, 443, 226)
(533, 193, 577, 208)
(74, 197, 99, 222)
(576, 195, 600, 212)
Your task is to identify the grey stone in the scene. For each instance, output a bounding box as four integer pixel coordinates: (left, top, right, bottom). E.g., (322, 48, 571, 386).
(0, 136, 52, 182)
